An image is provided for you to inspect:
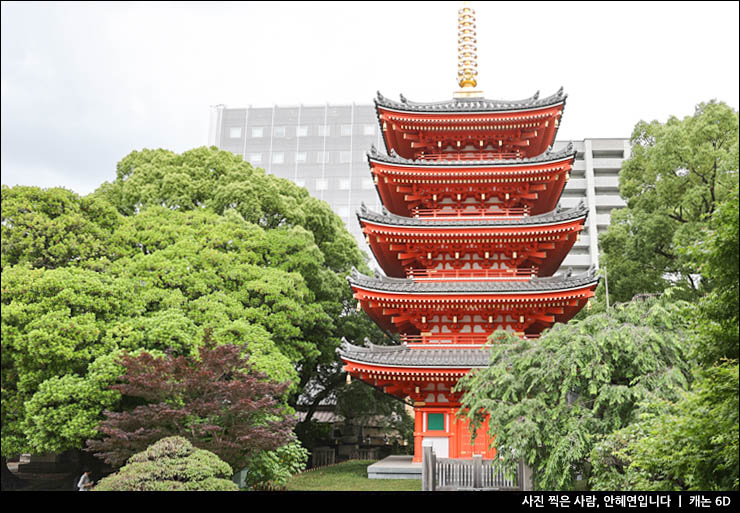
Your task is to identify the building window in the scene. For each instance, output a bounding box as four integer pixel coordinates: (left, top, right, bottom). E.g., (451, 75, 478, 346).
(272, 152, 284, 164)
(339, 151, 352, 164)
(339, 178, 351, 190)
(361, 178, 374, 189)
(229, 127, 242, 138)
(363, 124, 376, 136)
(341, 124, 352, 136)
(294, 178, 306, 188)
(317, 126, 329, 137)
(296, 152, 307, 163)
(251, 127, 264, 138)
(274, 126, 286, 137)
(248, 153, 262, 164)
(427, 413, 445, 431)
(315, 178, 328, 191)
(317, 152, 328, 164)
(297, 126, 308, 137)
(337, 206, 350, 218)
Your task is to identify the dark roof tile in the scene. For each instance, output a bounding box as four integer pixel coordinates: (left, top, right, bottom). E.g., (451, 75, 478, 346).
(375, 88, 566, 113)
(367, 143, 576, 167)
(347, 266, 599, 294)
(357, 201, 588, 228)
(338, 341, 492, 368)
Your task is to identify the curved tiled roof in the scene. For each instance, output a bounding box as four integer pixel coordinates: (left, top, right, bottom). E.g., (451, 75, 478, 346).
(366, 143, 576, 168)
(338, 341, 492, 368)
(374, 88, 566, 114)
(347, 266, 599, 295)
(357, 201, 588, 228)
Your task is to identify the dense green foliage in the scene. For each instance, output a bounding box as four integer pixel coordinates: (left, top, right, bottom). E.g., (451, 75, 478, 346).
(93, 436, 238, 491)
(240, 440, 309, 490)
(20, 350, 126, 455)
(1, 146, 389, 486)
(456, 296, 695, 490)
(591, 185, 739, 491)
(687, 185, 739, 365)
(591, 363, 738, 491)
(92, 147, 388, 412)
(2, 199, 303, 455)
(599, 101, 738, 304)
(1, 186, 122, 270)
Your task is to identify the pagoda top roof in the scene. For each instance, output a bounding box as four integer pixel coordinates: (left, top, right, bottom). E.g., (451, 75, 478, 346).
(374, 88, 567, 114)
(367, 143, 576, 167)
(358, 200, 588, 228)
(338, 340, 491, 368)
(348, 265, 599, 295)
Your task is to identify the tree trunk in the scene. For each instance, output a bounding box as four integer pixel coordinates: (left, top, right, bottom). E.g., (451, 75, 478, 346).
(295, 370, 345, 433)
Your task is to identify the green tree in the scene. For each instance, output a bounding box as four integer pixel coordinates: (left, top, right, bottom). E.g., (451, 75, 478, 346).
(591, 363, 738, 491)
(591, 186, 739, 491)
(687, 184, 739, 365)
(1, 147, 380, 482)
(93, 146, 386, 441)
(93, 436, 238, 491)
(21, 350, 125, 456)
(1, 185, 122, 271)
(456, 295, 695, 490)
(599, 101, 738, 303)
(1, 208, 301, 460)
(92, 147, 374, 409)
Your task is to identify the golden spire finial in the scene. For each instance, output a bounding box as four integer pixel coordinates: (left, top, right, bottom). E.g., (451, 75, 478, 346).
(454, 3, 484, 98)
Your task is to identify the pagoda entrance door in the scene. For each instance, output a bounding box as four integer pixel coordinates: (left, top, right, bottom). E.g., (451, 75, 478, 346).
(414, 408, 454, 461)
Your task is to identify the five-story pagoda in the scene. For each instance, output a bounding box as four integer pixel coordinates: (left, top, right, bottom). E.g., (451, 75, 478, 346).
(339, 6, 598, 463)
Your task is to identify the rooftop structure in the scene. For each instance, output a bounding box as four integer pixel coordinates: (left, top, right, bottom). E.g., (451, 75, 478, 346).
(357, 201, 589, 279)
(374, 89, 566, 159)
(334, 5, 600, 463)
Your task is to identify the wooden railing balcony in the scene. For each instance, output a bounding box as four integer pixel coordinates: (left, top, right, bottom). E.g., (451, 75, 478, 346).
(401, 334, 490, 346)
(407, 268, 537, 281)
(417, 151, 521, 162)
(411, 206, 529, 218)
(401, 332, 540, 347)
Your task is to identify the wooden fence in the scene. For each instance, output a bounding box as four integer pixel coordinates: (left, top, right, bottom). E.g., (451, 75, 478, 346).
(421, 446, 531, 491)
(311, 447, 336, 468)
(310, 447, 380, 469)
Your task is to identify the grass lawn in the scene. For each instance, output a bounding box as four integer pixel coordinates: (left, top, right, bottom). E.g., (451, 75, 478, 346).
(284, 460, 421, 492)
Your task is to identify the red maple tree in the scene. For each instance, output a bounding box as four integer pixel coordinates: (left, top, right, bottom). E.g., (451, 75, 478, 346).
(87, 336, 297, 471)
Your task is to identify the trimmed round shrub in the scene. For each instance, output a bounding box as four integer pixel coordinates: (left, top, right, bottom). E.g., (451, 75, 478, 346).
(94, 436, 238, 491)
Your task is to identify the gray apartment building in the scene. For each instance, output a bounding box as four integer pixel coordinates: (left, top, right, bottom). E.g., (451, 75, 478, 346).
(208, 103, 629, 275)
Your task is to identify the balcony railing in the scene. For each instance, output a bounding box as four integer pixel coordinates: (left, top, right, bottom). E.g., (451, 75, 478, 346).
(417, 151, 521, 162)
(407, 268, 537, 281)
(401, 334, 490, 346)
(411, 207, 529, 218)
(401, 332, 540, 346)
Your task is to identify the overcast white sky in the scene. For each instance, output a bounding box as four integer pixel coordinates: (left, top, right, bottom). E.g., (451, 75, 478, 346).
(2, 1, 738, 196)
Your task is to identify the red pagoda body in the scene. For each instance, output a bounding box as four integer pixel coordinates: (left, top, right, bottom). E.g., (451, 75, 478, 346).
(339, 7, 598, 463)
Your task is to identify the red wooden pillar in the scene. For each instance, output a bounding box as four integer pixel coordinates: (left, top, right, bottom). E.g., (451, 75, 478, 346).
(413, 407, 424, 463)
(449, 406, 459, 458)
